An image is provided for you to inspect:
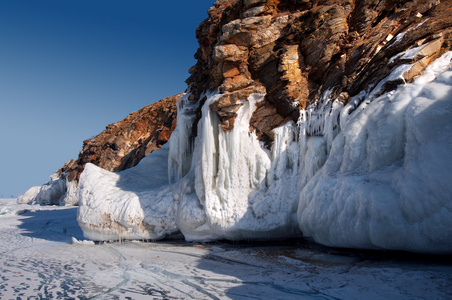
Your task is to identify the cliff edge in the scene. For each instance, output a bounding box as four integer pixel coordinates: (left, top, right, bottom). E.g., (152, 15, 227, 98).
(18, 93, 181, 205)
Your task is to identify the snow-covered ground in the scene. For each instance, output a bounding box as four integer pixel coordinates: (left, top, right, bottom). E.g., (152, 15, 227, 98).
(1, 198, 451, 299)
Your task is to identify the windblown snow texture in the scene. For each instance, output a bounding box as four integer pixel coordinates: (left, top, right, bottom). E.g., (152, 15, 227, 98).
(77, 52, 452, 253)
(2, 198, 451, 299)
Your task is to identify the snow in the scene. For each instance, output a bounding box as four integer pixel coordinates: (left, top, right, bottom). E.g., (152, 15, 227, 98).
(298, 51, 452, 254)
(16, 186, 41, 204)
(1, 198, 452, 299)
(17, 173, 66, 205)
(400, 44, 428, 60)
(71, 237, 95, 245)
(78, 92, 302, 242)
(77, 143, 178, 241)
(388, 44, 428, 64)
(76, 52, 452, 253)
(367, 62, 413, 99)
(389, 19, 428, 48)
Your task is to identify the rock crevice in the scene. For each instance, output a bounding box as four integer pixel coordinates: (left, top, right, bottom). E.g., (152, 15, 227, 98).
(187, 0, 451, 144)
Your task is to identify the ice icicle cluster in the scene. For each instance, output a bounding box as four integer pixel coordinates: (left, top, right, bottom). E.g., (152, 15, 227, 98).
(77, 52, 452, 253)
(168, 93, 198, 183)
(179, 93, 301, 240)
(77, 92, 304, 241)
(297, 92, 344, 189)
(298, 51, 452, 254)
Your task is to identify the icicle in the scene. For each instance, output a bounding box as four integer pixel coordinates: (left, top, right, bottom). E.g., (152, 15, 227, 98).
(168, 93, 200, 183)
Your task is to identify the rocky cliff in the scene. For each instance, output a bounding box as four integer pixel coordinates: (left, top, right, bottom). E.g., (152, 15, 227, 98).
(18, 93, 181, 205)
(187, 0, 451, 142)
(22, 0, 452, 253)
(59, 93, 182, 183)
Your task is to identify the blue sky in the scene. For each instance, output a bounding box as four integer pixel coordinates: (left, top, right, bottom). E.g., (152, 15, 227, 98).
(0, 0, 215, 197)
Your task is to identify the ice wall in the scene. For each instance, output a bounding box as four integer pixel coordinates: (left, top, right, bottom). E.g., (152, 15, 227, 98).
(77, 52, 452, 253)
(77, 91, 305, 242)
(298, 52, 452, 254)
(176, 93, 301, 241)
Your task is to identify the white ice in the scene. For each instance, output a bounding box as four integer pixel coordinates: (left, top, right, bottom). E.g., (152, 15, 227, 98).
(298, 51, 452, 254)
(77, 143, 178, 241)
(179, 93, 302, 240)
(17, 173, 66, 205)
(76, 52, 452, 253)
(78, 92, 304, 242)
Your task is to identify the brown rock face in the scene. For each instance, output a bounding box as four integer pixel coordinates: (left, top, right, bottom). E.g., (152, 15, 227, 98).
(58, 93, 182, 183)
(187, 0, 452, 144)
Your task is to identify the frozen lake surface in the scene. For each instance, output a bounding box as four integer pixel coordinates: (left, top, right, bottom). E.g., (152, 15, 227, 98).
(1, 198, 451, 299)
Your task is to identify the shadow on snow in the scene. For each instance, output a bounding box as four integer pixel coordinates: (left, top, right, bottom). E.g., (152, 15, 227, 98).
(18, 207, 84, 243)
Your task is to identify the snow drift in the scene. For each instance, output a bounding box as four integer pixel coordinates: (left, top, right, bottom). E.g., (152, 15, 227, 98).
(77, 52, 452, 254)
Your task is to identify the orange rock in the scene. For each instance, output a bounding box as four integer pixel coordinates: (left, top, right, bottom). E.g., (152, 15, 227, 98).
(223, 66, 241, 78)
(58, 93, 182, 183)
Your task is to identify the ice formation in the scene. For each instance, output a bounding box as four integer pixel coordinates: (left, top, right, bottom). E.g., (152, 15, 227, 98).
(78, 92, 303, 241)
(298, 52, 452, 254)
(77, 52, 452, 253)
(77, 144, 178, 241)
(174, 93, 301, 241)
(18, 173, 67, 205)
(17, 186, 41, 204)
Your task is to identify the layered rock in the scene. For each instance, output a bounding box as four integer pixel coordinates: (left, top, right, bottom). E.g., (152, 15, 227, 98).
(187, 0, 452, 143)
(18, 93, 181, 205)
(59, 93, 182, 183)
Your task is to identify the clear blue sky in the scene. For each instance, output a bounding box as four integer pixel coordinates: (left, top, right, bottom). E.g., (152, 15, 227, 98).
(0, 0, 215, 197)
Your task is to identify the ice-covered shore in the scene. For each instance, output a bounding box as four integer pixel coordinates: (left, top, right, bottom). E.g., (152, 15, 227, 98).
(1, 198, 452, 299)
(76, 52, 452, 253)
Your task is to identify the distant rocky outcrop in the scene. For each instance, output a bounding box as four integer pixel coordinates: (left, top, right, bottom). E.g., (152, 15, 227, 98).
(59, 93, 182, 183)
(187, 0, 451, 144)
(18, 93, 181, 205)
